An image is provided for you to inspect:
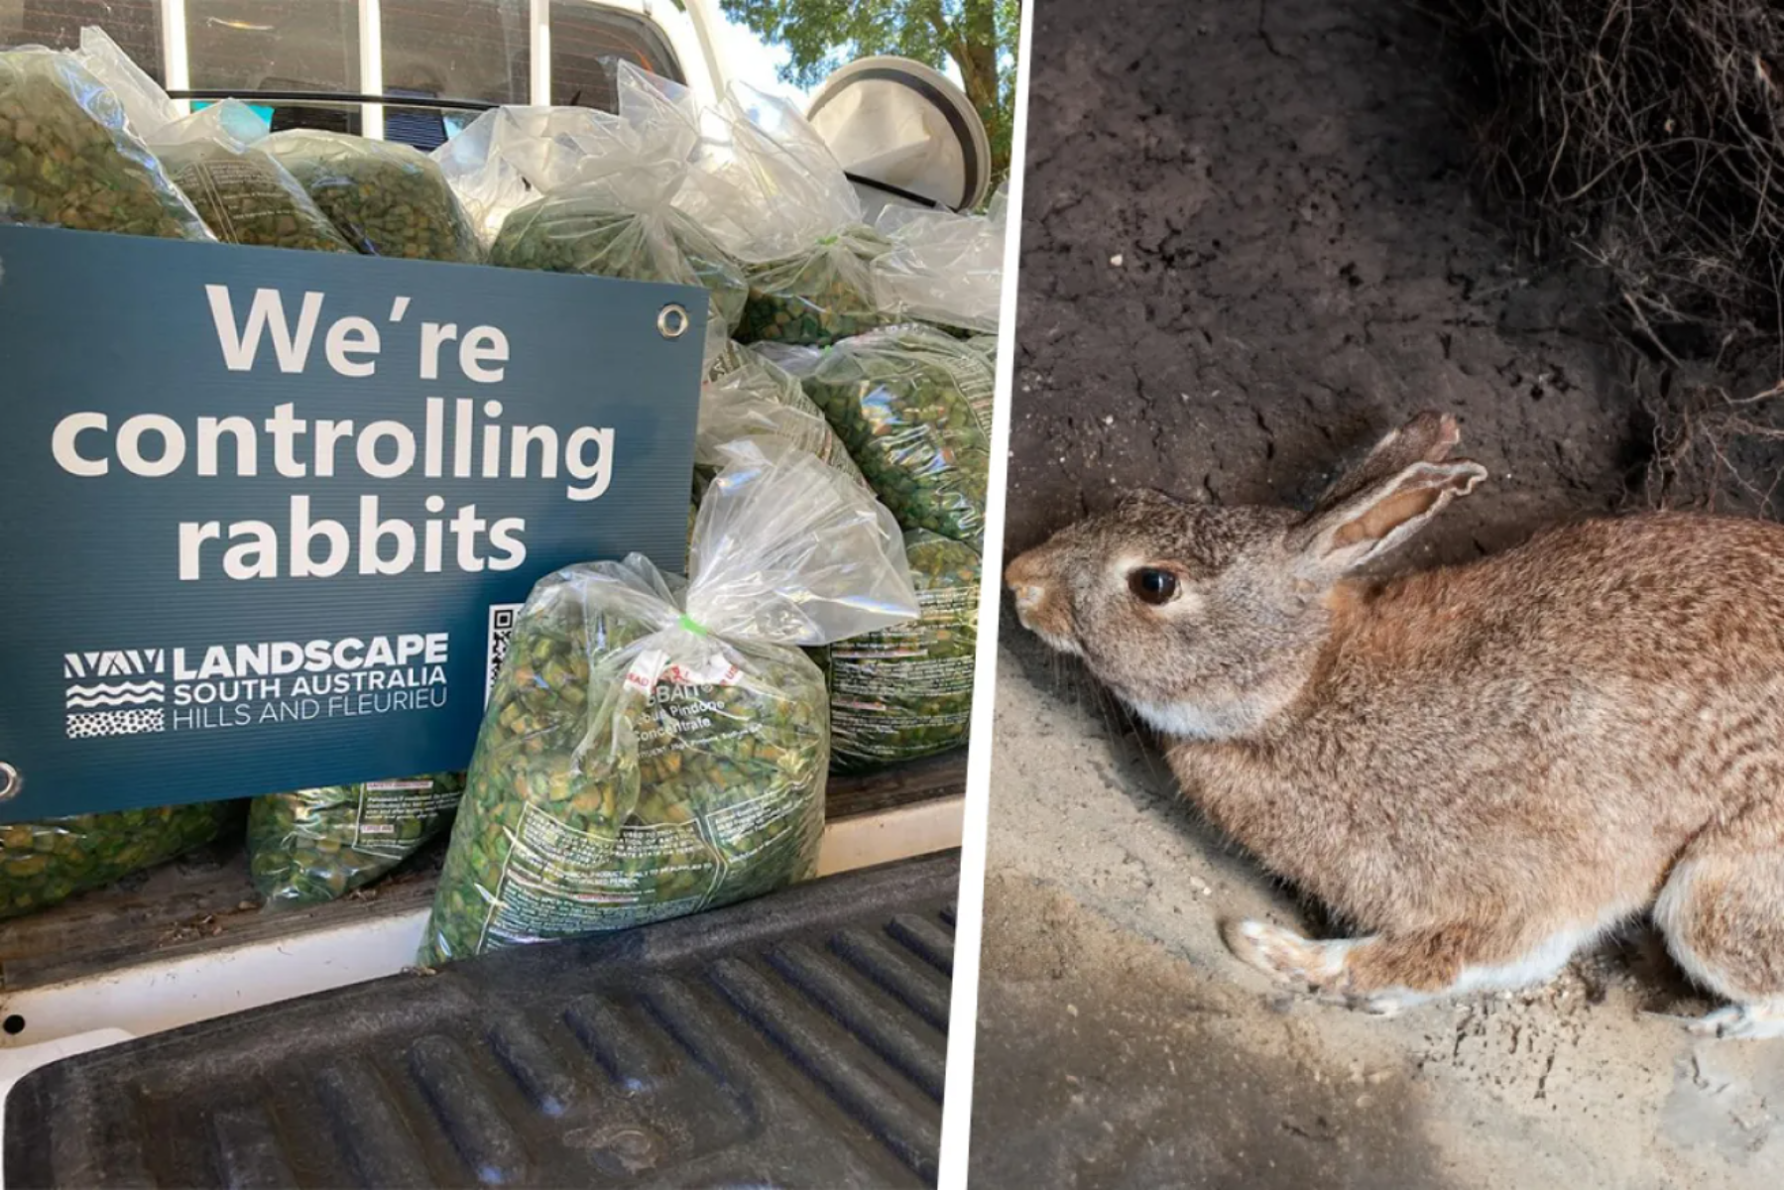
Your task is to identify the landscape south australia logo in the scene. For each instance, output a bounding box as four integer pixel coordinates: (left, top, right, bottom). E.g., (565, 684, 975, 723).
(64, 649, 168, 738)
(61, 635, 452, 741)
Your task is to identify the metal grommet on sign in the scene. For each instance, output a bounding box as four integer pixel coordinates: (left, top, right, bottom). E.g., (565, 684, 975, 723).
(0, 762, 19, 802)
(656, 303, 690, 340)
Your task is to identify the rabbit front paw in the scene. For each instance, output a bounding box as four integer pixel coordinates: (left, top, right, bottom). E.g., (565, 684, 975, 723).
(1224, 919, 1346, 983)
(1222, 919, 1415, 1017)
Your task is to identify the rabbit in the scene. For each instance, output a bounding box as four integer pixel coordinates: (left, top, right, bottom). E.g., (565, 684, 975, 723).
(1005, 411, 1783, 1039)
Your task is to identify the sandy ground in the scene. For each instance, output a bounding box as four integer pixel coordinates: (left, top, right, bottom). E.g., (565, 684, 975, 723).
(967, 0, 1784, 1184)
(970, 652, 1782, 1189)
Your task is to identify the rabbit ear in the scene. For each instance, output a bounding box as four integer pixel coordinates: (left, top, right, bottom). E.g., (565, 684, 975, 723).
(1292, 457, 1486, 580)
(1314, 411, 1462, 513)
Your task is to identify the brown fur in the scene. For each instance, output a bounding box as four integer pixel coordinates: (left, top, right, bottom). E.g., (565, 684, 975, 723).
(1007, 412, 1784, 1031)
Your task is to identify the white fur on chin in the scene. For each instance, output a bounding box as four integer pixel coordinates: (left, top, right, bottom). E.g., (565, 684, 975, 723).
(1125, 697, 1253, 741)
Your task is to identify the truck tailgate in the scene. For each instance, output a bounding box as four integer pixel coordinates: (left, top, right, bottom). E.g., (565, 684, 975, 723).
(4, 851, 958, 1188)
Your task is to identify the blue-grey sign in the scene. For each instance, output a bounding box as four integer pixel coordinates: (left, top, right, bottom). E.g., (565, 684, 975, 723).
(0, 225, 706, 822)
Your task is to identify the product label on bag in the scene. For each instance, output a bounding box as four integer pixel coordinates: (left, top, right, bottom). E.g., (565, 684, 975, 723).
(351, 781, 462, 855)
(0, 225, 708, 821)
(829, 584, 976, 740)
(482, 803, 721, 942)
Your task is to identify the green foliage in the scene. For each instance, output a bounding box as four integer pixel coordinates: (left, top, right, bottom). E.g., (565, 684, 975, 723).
(721, 0, 1019, 189)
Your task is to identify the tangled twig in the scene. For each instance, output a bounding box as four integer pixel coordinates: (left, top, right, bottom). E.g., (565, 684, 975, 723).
(1636, 371, 1784, 515)
(1444, 0, 1782, 517)
(1465, 0, 1778, 342)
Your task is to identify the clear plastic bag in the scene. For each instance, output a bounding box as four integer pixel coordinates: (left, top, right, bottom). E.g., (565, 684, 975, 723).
(817, 530, 980, 768)
(421, 441, 918, 963)
(247, 773, 466, 908)
(0, 802, 242, 921)
(872, 186, 1007, 335)
(964, 334, 999, 433)
(670, 209, 751, 335)
(676, 84, 887, 346)
(491, 194, 747, 333)
(775, 324, 994, 547)
(263, 130, 481, 262)
(733, 228, 887, 346)
(696, 342, 868, 497)
(463, 66, 748, 333)
(431, 106, 535, 249)
(75, 28, 352, 253)
(0, 45, 212, 240)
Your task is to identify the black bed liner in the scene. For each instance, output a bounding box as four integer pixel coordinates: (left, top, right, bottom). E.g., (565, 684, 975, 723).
(3, 850, 959, 1189)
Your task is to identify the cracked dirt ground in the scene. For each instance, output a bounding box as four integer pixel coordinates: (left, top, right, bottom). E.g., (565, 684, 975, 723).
(968, 0, 1784, 1186)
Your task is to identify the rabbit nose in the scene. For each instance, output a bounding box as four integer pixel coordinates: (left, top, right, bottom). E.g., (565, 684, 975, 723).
(1004, 551, 1052, 614)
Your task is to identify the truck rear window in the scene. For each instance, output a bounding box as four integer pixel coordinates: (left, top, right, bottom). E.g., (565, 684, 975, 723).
(4, 0, 685, 149)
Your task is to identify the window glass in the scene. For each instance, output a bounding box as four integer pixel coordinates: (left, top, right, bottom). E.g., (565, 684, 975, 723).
(1, 0, 163, 79)
(0, 1, 686, 136)
(382, 0, 527, 106)
(551, 0, 683, 111)
(187, 1, 358, 93)
(186, 1, 359, 133)
(382, 0, 526, 148)
(382, 101, 492, 151)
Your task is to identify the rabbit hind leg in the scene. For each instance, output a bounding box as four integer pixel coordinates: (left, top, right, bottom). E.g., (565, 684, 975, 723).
(1654, 799, 1784, 1041)
(1685, 1001, 1783, 1040)
(1223, 918, 1596, 1016)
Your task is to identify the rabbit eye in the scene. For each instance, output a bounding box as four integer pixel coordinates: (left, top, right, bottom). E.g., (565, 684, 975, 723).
(1127, 567, 1179, 605)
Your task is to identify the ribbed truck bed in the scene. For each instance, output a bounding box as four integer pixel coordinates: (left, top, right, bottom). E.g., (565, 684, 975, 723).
(3, 850, 959, 1189)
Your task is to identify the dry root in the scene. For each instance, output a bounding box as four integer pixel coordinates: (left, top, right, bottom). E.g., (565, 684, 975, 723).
(1450, 0, 1779, 344)
(1443, 0, 1782, 517)
(1635, 367, 1783, 517)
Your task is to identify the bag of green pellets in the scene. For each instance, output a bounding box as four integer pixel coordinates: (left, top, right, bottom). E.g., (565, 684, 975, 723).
(246, 773, 466, 909)
(695, 342, 868, 498)
(0, 802, 241, 921)
(964, 334, 999, 431)
(771, 324, 994, 548)
(75, 28, 353, 254)
(871, 188, 1006, 336)
(817, 530, 980, 769)
(490, 176, 747, 338)
(420, 439, 919, 963)
(454, 66, 747, 335)
(262, 129, 481, 262)
(733, 227, 887, 347)
(0, 45, 212, 241)
(674, 83, 885, 347)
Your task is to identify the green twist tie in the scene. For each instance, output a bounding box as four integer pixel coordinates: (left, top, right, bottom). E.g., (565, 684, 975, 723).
(678, 613, 708, 636)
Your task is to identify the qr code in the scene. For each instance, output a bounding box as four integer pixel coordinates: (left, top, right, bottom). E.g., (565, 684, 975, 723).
(486, 604, 522, 708)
